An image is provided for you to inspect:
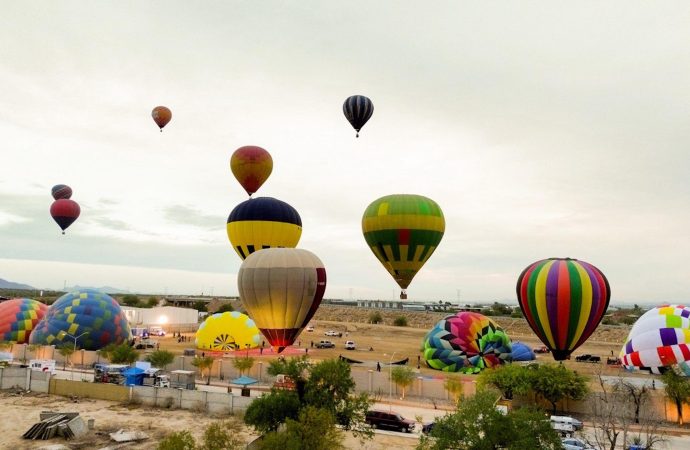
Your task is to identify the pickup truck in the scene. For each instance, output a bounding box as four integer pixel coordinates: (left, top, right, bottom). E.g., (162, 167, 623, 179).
(315, 340, 335, 349)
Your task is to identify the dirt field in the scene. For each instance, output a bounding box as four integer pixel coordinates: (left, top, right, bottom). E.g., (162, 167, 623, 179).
(0, 391, 420, 449)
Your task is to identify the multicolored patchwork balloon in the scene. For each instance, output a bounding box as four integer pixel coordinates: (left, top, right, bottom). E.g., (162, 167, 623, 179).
(362, 194, 444, 299)
(227, 197, 302, 260)
(29, 289, 131, 351)
(0, 298, 49, 343)
(196, 311, 261, 351)
(230, 146, 273, 196)
(422, 312, 512, 373)
(620, 305, 690, 373)
(516, 258, 610, 361)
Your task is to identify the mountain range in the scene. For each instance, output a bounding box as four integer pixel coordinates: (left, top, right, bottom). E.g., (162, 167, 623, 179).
(0, 278, 36, 290)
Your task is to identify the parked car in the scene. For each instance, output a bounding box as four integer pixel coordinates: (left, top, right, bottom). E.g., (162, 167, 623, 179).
(575, 354, 601, 363)
(534, 346, 551, 353)
(365, 410, 415, 433)
(135, 339, 158, 349)
(421, 421, 436, 435)
(345, 341, 356, 350)
(562, 437, 593, 449)
(148, 326, 166, 336)
(315, 340, 335, 348)
(306, 325, 315, 332)
(551, 415, 583, 437)
(325, 330, 342, 337)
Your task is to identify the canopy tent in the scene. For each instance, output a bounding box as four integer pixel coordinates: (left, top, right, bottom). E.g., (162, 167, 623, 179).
(122, 367, 146, 386)
(231, 375, 258, 386)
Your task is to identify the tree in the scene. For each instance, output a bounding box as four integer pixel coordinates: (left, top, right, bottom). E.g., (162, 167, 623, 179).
(588, 375, 666, 450)
(393, 316, 408, 327)
(199, 420, 245, 450)
(122, 294, 140, 307)
(369, 311, 383, 324)
(244, 389, 301, 433)
(444, 375, 464, 405)
(304, 358, 372, 437)
(417, 390, 561, 450)
(216, 302, 234, 313)
(191, 356, 215, 385)
(391, 366, 415, 399)
(530, 364, 588, 413)
(478, 364, 533, 400)
(663, 369, 690, 425)
(146, 350, 175, 371)
(109, 343, 140, 364)
(193, 301, 207, 312)
(233, 356, 255, 376)
(156, 430, 196, 450)
(260, 406, 345, 450)
(267, 355, 310, 400)
(57, 344, 74, 370)
(146, 297, 159, 308)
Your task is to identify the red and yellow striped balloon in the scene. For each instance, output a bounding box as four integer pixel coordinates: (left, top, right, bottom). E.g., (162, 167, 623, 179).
(516, 258, 610, 361)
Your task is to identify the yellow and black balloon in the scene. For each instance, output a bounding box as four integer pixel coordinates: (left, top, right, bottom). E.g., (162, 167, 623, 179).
(226, 197, 302, 260)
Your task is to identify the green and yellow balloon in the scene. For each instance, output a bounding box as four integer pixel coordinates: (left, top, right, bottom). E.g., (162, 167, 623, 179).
(362, 194, 445, 298)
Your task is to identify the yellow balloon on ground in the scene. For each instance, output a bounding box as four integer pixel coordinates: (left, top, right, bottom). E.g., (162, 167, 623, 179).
(195, 312, 261, 351)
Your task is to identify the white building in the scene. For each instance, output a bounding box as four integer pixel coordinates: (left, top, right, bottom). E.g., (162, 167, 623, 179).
(121, 306, 199, 328)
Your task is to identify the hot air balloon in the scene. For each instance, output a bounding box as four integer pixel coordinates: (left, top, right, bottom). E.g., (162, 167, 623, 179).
(362, 194, 445, 299)
(620, 305, 690, 374)
(151, 106, 172, 131)
(230, 146, 273, 196)
(196, 311, 261, 351)
(422, 312, 512, 373)
(237, 248, 326, 352)
(227, 197, 302, 260)
(50, 199, 80, 234)
(0, 298, 49, 343)
(29, 289, 131, 351)
(516, 258, 610, 361)
(510, 342, 536, 362)
(51, 184, 72, 200)
(343, 95, 374, 137)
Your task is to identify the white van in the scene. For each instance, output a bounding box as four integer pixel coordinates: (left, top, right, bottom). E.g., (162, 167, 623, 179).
(550, 415, 583, 436)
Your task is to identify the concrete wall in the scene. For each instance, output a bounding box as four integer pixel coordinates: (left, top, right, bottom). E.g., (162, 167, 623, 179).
(129, 386, 253, 414)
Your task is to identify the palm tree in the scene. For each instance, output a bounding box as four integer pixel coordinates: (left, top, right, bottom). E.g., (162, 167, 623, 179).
(192, 356, 215, 385)
(57, 345, 75, 370)
(233, 356, 255, 376)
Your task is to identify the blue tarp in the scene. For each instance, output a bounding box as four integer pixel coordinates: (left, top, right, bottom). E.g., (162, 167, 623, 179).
(122, 367, 146, 386)
(231, 375, 258, 386)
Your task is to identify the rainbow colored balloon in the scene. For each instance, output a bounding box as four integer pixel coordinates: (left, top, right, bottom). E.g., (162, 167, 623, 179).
(29, 289, 131, 351)
(516, 257, 610, 361)
(422, 312, 512, 373)
(0, 298, 49, 343)
(620, 305, 690, 373)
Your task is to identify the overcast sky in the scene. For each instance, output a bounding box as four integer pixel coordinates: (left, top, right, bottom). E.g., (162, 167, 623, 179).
(1, 2, 689, 304)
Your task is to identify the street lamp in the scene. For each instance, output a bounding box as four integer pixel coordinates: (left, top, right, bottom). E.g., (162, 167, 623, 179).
(388, 351, 397, 412)
(59, 331, 89, 380)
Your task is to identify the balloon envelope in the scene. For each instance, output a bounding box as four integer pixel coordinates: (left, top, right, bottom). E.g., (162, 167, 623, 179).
(29, 289, 131, 351)
(230, 146, 273, 196)
(51, 184, 72, 200)
(516, 258, 610, 361)
(0, 298, 49, 343)
(227, 197, 302, 260)
(343, 95, 374, 137)
(151, 106, 172, 130)
(423, 312, 512, 373)
(620, 305, 690, 373)
(50, 199, 80, 233)
(196, 311, 262, 351)
(237, 248, 326, 352)
(362, 194, 444, 295)
(510, 342, 536, 361)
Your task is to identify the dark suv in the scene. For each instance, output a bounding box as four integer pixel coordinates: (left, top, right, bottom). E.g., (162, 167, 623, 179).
(365, 410, 415, 433)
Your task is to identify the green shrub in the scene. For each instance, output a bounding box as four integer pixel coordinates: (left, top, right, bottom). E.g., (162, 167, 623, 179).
(393, 316, 408, 327)
(369, 312, 383, 324)
(157, 430, 196, 450)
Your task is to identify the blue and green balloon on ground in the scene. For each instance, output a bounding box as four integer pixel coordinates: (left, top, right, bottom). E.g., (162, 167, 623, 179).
(29, 289, 131, 350)
(423, 312, 512, 373)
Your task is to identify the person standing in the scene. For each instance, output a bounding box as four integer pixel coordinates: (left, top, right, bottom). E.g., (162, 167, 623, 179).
(376, 362, 381, 372)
